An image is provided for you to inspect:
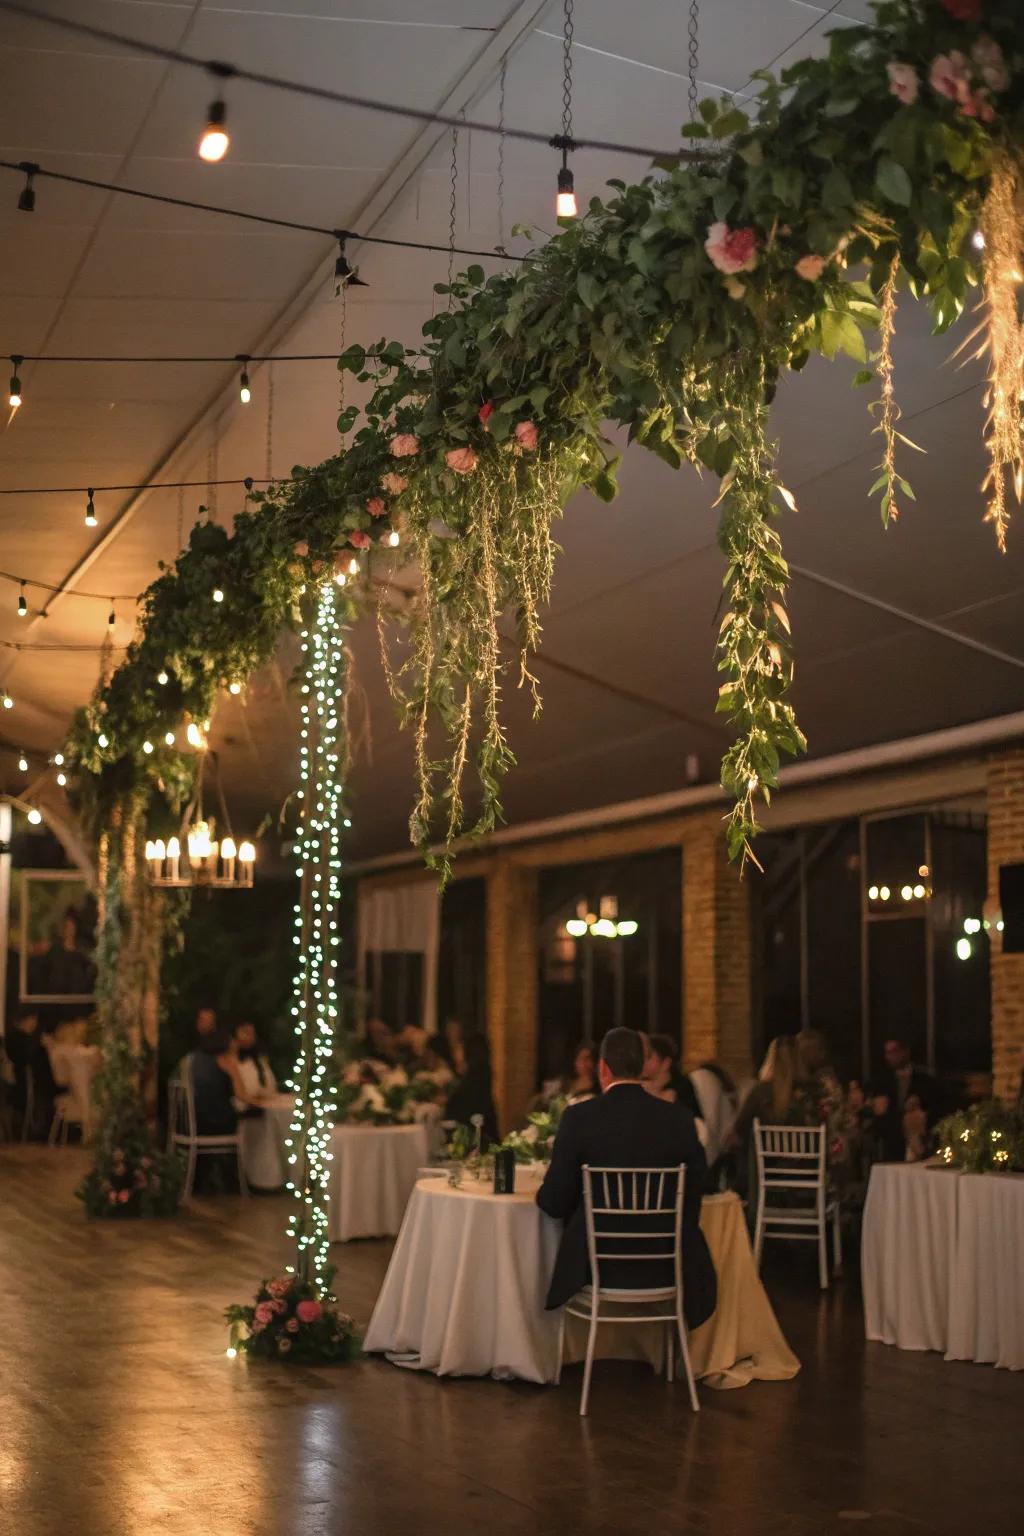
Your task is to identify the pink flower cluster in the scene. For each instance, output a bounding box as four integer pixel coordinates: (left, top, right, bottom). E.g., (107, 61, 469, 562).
(704, 222, 759, 276)
(928, 37, 1007, 123)
(379, 472, 407, 495)
(390, 433, 419, 458)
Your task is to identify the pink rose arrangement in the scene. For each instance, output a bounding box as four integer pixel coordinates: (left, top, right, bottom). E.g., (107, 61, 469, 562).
(930, 38, 1006, 122)
(390, 433, 420, 458)
(379, 472, 407, 495)
(349, 530, 371, 550)
(293, 540, 309, 558)
(704, 221, 759, 276)
(226, 1271, 359, 1365)
(886, 62, 919, 105)
(366, 497, 387, 518)
(794, 253, 828, 283)
(514, 420, 539, 452)
(446, 446, 478, 474)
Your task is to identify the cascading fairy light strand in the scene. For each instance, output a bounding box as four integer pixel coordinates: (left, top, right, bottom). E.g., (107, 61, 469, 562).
(283, 578, 348, 1290)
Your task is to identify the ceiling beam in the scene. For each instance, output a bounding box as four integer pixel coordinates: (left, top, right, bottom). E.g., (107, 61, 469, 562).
(1, 0, 553, 689)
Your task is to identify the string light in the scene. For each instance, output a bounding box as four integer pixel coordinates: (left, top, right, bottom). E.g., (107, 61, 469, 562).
(53, 752, 64, 766)
(333, 233, 368, 294)
(157, 670, 169, 685)
(56, 771, 66, 786)
(164, 730, 175, 746)
(198, 74, 231, 163)
(85, 489, 97, 527)
(228, 680, 241, 695)
(212, 587, 224, 603)
(2, 692, 13, 710)
(27, 807, 41, 825)
(17, 583, 26, 617)
(97, 732, 108, 748)
(972, 229, 986, 251)
(285, 580, 347, 1293)
(554, 0, 577, 219)
(142, 740, 153, 754)
(387, 530, 400, 548)
(8, 356, 22, 408)
(238, 356, 251, 404)
(17, 754, 28, 772)
(17, 161, 36, 212)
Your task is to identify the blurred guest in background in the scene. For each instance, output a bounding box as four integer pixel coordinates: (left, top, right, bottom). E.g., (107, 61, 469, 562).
(364, 1016, 399, 1061)
(642, 1033, 704, 1126)
(5, 1002, 56, 1138)
(194, 1002, 219, 1044)
(871, 1037, 935, 1162)
(232, 1019, 277, 1097)
(444, 1034, 498, 1145)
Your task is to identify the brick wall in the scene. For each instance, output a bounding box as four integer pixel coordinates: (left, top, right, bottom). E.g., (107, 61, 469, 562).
(681, 814, 753, 1078)
(987, 749, 1024, 1103)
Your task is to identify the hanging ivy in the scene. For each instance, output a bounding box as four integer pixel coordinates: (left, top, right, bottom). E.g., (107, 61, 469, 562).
(68, 2, 1022, 875)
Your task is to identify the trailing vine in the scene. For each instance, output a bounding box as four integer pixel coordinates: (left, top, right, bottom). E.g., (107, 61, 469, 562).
(68, 2, 1022, 879)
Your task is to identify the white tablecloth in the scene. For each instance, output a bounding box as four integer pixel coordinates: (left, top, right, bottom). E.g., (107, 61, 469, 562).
(365, 1181, 799, 1388)
(363, 1177, 563, 1382)
(862, 1163, 960, 1354)
(240, 1093, 294, 1190)
(46, 1042, 101, 1140)
(947, 1173, 1024, 1371)
(328, 1123, 430, 1242)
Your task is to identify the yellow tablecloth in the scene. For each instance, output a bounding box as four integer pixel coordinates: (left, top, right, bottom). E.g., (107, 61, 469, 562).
(563, 1190, 800, 1390)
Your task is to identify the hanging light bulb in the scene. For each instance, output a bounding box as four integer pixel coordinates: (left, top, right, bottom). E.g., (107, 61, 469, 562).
(554, 4, 577, 219)
(237, 355, 251, 404)
(107, 603, 116, 630)
(17, 161, 37, 213)
(8, 356, 23, 409)
(387, 530, 400, 547)
(18, 754, 28, 772)
(164, 730, 175, 746)
(198, 80, 230, 163)
(85, 489, 97, 527)
(53, 752, 64, 766)
(212, 587, 225, 604)
(17, 583, 26, 617)
(56, 771, 66, 787)
(157, 669, 169, 686)
(27, 807, 41, 826)
(142, 740, 154, 755)
(97, 732, 108, 749)
(228, 680, 241, 695)
(556, 158, 577, 219)
(2, 692, 13, 710)
(332, 231, 368, 294)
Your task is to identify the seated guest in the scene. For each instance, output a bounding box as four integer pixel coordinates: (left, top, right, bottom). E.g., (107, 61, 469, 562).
(364, 1016, 399, 1062)
(444, 1034, 499, 1146)
(870, 1037, 935, 1162)
(232, 1019, 277, 1097)
(530, 1039, 597, 1111)
(536, 1026, 716, 1329)
(731, 1034, 800, 1145)
(194, 1001, 218, 1043)
(190, 1028, 266, 1137)
(5, 1002, 56, 1137)
(642, 1033, 705, 1126)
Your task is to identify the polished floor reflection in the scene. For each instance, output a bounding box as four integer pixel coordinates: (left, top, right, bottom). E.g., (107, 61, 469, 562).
(1, 1146, 1021, 1536)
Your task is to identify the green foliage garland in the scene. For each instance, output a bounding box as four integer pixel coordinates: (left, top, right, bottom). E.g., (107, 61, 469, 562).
(935, 1097, 1024, 1171)
(68, 2, 1022, 880)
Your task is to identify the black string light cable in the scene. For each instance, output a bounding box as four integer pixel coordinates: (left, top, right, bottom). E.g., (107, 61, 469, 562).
(2, 159, 532, 265)
(0, 1, 687, 164)
(554, 0, 577, 220)
(0, 476, 270, 497)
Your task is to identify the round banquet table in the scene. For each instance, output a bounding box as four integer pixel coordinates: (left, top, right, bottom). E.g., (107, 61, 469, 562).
(364, 1180, 799, 1388)
(46, 1041, 101, 1141)
(327, 1122, 430, 1242)
(861, 1163, 961, 1355)
(239, 1093, 294, 1190)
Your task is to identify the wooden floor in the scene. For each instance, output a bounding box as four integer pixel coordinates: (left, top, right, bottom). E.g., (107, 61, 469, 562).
(1, 1147, 1021, 1536)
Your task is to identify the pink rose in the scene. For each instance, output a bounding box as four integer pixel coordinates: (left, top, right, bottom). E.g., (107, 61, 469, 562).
(118, 1189, 130, 1204)
(514, 420, 539, 452)
(390, 433, 419, 458)
(379, 472, 407, 495)
(973, 37, 1008, 93)
(254, 1302, 274, 1324)
(267, 1278, 290, 1298)
(445, 446, 478, 475)
(886, 62, 919, 105)
(270, 1297, 287, 1315)
(366, 497, 387, 518)
(349, 530, 371, 549)
(704, 221, 759, 275)
(296, 1299, 322, 1324)
(930, 52, 970, 103)
(478, 401, 494, 424)
(285, 1317, 300, 1333)
(795, 254, 827, 282)
(293, 541, 308, 558)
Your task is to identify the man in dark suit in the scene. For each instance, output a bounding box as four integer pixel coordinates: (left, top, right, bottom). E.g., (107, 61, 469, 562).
(871, 1037, 936, 1162)
(536, 1026, 717, 1329)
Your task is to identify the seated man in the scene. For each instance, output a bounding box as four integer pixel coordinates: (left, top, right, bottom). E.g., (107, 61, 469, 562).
(536, 1026, 717, 1329)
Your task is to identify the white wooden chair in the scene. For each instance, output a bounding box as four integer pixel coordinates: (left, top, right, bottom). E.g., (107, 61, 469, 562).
(565, 1164, 700, 1417)
(168, 1055, 248, 1200)
(48, 1093, 84, 1146)
(752, 1119, 841, 1289)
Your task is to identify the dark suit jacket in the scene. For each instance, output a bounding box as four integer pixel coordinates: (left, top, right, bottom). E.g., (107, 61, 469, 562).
(536, 1082, 717, 1328)
(873, 1064, 935, 1161)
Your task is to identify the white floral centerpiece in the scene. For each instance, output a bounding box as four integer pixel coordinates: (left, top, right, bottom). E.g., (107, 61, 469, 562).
(336, 1057, 450, 1126)
(500, 1097, 566, 1164)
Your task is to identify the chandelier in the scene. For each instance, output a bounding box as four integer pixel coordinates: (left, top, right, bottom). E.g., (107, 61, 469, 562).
(145, 817, 255, 889)
(564, 896, 638, 940)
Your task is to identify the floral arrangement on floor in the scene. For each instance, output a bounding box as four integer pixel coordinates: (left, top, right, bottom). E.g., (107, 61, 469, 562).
(335, 1057, 450, 1126)
(934, 1099, 1024, 1172)
(225, 1267, 360, 1364)
(501, 1097, 567, 1164)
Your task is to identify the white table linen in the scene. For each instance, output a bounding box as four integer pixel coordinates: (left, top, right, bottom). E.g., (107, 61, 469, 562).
(240, 1093, 294, 1190)
(946, 1173, 1024, 1371)
(328, 1123, 429, 1242)
(363, 1177, 563, 1382)
(862, 1163, 961, 1354)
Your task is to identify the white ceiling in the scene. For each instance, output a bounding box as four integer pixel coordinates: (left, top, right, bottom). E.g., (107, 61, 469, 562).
(1, 0, 1021, 860)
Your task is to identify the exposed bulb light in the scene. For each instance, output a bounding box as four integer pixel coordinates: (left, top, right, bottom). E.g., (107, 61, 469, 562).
(18, 755, 28, 772)
(878, 885, 891, 901)
(1, 693, 12, 710)
(157, 670, 169, 685)
(387, 530, 400, 547)
(556, 162, 577, 219)
(972, 229, 986, 251)
(566, 918, 588, 937)
(198, 99, 229, 163)
(108, 606, 116, 631)
(333, 232, 368, 293)
(8, 356, 23, 409)
(56, 771, 66, 786)
(142, 740, 153, 754)
(616, 920, 639, 937)
(228, 680, 241, 695)
(238, 840, 256, 864)
(868, 885, 879, 901)
(53, 752, 64, 766)
(27, 807, 41, 826)
(956, 936, 972, 961)
(238, 356, 251, 405)
(900, 884, 913, 901)
(212, 587, 224, 603)
(165, 731, 175, 746)
(17, 584, 26, 617)
(17, 162, 36, 213)
(186, 721, 203, 748)
(97, 732, 108, 748)
(85, 489, 97, 527)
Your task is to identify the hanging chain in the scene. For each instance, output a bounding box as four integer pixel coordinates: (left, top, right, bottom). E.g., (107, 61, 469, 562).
(206, 441, 218, 521)
(496, 56, 507, 253)
(447, 119, 460, 305)
(337, 279, 349, 450)
(562, 0, 574, 142)
(687, 0, 700, 123)
(265, 360, 275, 483)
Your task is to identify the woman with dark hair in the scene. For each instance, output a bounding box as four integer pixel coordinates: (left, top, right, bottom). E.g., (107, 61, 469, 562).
(191, 1028, 265, 1137)
(642, 1033, 704, 1123)
(233, 1019, 277, 1096)
(444, 1034, 499, 1146)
